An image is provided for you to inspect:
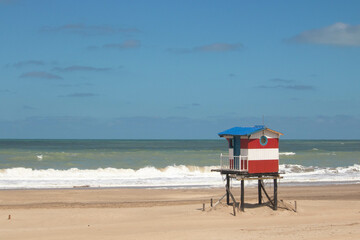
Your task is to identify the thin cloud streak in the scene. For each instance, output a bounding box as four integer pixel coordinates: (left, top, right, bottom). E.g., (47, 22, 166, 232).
(257, 78, 315, 91)
(41, 24, 140, 36)
(53, 65, 111, 72)
(103, 40, 141, 49)
(59, 93, 98, 98)
(287, 22, 360, 46)
(257, 84, 315, 91)
(12, 60, 44, 68)
(0, 89, 11, 93)
(57, 83, 93, 88)
(270, 78, 293, 83)
(19, 71, 63, 80)
(282, 85, 315, 90)
(195, 43, 242, 52)
(167, 42, 242, 54)
(175, 103, 201, 109)
(23, 105, 36, 110)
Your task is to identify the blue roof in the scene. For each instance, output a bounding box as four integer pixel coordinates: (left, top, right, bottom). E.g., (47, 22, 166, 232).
(218, 125, 266, 137)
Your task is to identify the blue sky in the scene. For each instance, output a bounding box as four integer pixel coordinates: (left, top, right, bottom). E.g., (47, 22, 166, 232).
(1, 0, 360, 139)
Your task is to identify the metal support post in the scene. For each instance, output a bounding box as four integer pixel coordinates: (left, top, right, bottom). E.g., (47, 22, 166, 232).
(240, 179, 244, 212)
(258, 179, 262, 204)
(226, 174, 230, 205)
(273, 178, 278, 210)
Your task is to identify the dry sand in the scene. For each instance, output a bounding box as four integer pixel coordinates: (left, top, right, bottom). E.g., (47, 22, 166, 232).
(0, 184, 359, 239)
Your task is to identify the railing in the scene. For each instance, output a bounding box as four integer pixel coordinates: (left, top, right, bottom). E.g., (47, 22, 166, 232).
(220, 153, 248, 172)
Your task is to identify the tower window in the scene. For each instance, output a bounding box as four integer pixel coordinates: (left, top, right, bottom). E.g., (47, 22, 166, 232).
(260, 136, 268, 146)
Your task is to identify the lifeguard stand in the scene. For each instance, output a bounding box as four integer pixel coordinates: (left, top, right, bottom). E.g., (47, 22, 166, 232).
(212, 125, 283, 211)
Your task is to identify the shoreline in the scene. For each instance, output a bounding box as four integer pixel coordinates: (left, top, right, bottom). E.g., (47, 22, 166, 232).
(0, 179, 359, 191)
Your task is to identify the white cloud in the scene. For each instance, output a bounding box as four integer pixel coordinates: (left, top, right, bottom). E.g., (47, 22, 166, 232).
(288, 22, 360, 46)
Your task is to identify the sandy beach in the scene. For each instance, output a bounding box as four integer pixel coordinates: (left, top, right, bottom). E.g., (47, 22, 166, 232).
(1, 184, 359, 240)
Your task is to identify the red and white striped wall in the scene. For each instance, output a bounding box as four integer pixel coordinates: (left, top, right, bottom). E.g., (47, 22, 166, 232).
(240, 130, 279, 174)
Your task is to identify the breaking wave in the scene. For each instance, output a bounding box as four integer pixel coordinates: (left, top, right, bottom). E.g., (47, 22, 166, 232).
(279, 152, 296, 156)
(0, 164, 359, 189)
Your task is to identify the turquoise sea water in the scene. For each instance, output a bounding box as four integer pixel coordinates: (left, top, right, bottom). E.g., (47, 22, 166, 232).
(0, 139, 359, 189)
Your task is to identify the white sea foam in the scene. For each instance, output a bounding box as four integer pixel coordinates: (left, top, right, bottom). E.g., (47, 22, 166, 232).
(279, 152, 296, 156)
(0, 164, 359, 189)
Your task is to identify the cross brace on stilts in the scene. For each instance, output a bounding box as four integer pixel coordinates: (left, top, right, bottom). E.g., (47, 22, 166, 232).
(211, 172, 282, 212)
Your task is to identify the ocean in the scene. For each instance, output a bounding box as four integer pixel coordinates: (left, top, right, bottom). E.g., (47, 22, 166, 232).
(0, 139, 359, 189)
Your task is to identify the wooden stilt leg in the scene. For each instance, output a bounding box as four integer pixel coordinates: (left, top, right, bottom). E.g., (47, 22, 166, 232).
(258, 179, 262, 205)
(226, 174, 230, 205)
(240, 179, 244, 212)
(274, 178, 278, 210)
